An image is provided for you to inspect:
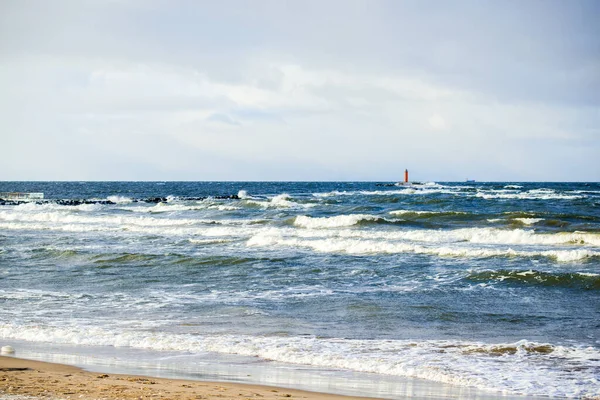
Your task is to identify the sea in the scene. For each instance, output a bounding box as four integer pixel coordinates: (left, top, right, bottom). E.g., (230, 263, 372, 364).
(0, 181, 599, 399)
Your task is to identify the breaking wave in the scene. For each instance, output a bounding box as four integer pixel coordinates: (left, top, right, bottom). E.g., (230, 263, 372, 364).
(0, 324, 598, 398)
(294, 214, 390, 228)
(465, 270, 600, 290)
(247, 233, 598, 261)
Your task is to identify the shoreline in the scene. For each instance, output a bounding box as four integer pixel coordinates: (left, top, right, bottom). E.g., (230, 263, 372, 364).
(0, 355, 379, 400)
(3, 341, 529, 400)
(0, 339, 553, 400)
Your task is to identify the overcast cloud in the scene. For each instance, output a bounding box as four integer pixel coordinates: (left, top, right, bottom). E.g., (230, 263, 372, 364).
(1, 0, 598, 181)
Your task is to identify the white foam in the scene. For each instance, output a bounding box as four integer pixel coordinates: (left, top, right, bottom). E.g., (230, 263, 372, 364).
(476, 190, 584, 200)
(237, 190, 251, 199)
(291, 224, 600, 248)
(389, 210, 468, 216)
(188, 238, 233, 245)
(1, 324, 597, 398)
(1, 345, 15, 354)
(311, 185, 455, 198)
(270, 193, 295, 207)
(312, 190, 354, 198)
(107, 195, 134, 204)
(0, 221, 120, 233)
(210, 204, 241, 211)
(0, 209, 267, 242)
(247, 232, 598, 261)
(13, 202, 56, 212)
(310, 185, 593, 202)
(363, 188, 456, 197)
(243, 193, 314, 209)
(294, 214, 381, 228)
(389, 210, 434, 216)
(423, 227, 600, 247)
(142, 202, 189, 212)
(123, 200, 241, 213)
(3, 204, 600, 253)
(0, 208, 261, 228)
(12, 202, 103, 212)
(8, 198, 239, 215)
(578, 272, 600, 277)
(513, 218, 544, 225)
(542, 249, 596, 262)
(528, 189, 555, 194)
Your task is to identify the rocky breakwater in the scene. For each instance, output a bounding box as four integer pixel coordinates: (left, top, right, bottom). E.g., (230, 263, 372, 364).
(0, 195, 240, 206)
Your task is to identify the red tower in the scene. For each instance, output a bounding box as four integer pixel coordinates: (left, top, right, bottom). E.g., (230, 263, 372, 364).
(404, 169, 409, 183)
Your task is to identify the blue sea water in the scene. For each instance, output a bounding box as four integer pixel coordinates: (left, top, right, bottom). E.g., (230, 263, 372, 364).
(0, 181, 599, 398)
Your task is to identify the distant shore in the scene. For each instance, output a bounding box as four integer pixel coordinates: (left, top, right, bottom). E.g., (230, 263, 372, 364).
(0, 356, 377, 400)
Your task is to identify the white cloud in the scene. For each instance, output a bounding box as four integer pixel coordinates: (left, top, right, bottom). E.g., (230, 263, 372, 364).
(0, 1, 598, 181)
(428, 114, 447, 131)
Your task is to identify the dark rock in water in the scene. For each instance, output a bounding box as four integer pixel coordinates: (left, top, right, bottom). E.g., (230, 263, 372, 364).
(0, 199, 35, 205)
(54, 199, 117, 206)
(0, 194, 241, 206)
(144, 197, 168, 203)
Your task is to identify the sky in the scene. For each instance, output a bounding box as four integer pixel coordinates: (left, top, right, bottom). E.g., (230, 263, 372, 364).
(1, 0, 599, 181)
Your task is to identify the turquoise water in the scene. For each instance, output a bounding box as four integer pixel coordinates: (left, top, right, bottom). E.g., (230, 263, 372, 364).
(1, 181, 599, 398)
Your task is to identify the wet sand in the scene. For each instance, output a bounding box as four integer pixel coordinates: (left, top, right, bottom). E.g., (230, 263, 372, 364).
(0, 356, 378, 400)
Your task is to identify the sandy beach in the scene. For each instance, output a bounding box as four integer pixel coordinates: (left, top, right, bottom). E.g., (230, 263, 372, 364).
(0, 356, 378, 400)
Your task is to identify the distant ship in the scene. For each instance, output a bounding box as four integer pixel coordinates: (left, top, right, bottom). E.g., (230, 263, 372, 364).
(466, 179, 476, 183)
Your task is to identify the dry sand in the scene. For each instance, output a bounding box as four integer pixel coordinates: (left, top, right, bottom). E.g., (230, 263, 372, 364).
(0, 356, 379, 400)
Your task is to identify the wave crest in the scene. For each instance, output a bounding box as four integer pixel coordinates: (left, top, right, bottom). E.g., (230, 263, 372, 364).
(294, 214, 386, 228)
(465, 269, 600, 289)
